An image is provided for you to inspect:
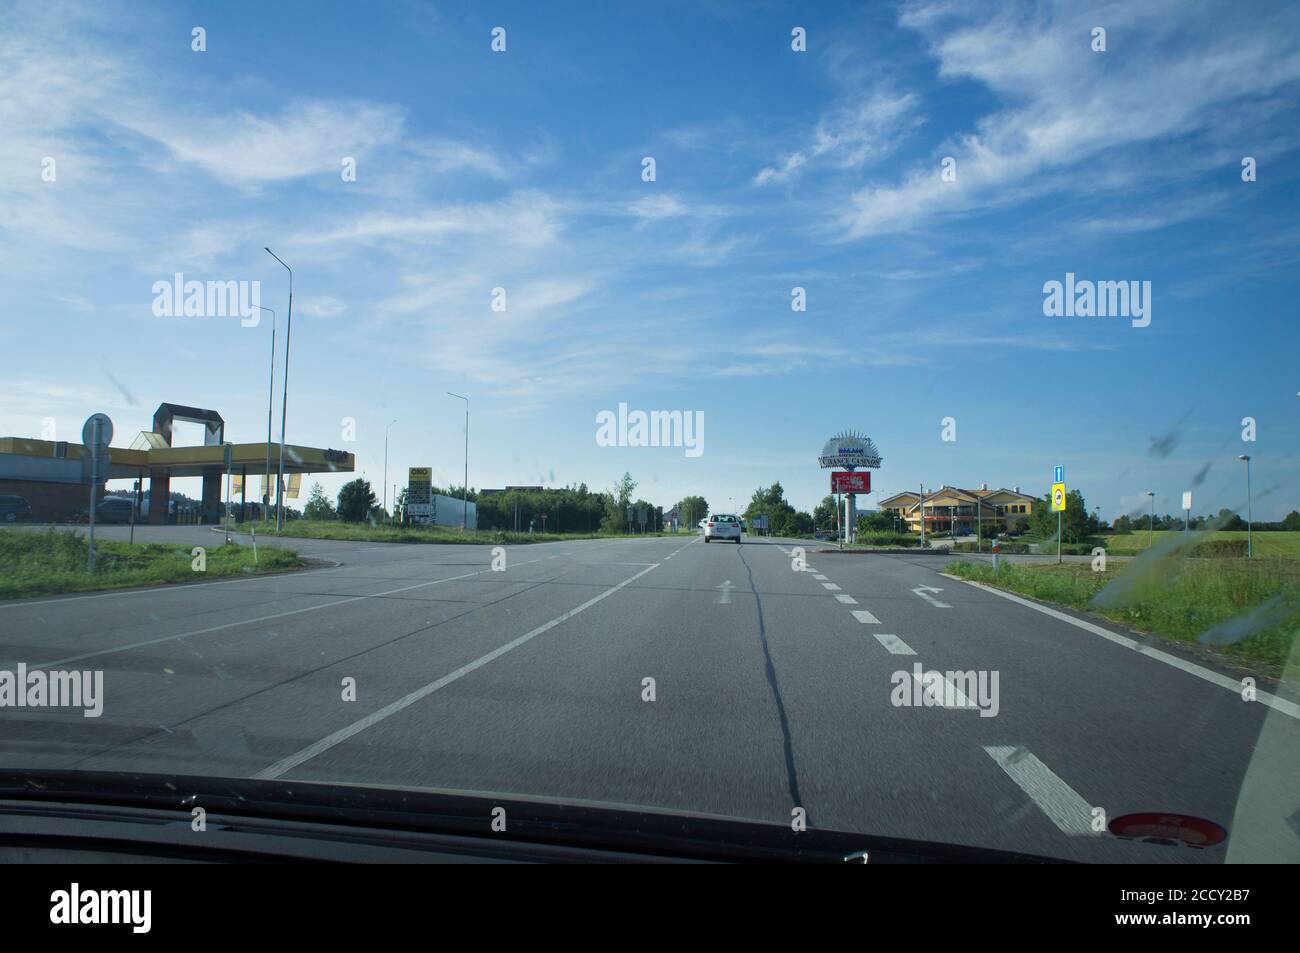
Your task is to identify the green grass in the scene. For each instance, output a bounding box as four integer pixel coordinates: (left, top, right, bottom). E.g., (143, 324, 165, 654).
(944, 557, 1300, 675)
(1101, 530, 1300, 558)
(231, 519, 682, 545)
(0, 527, 302, 600)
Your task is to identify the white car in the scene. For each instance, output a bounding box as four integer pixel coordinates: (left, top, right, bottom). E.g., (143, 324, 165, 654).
(703, 513, 742, 543)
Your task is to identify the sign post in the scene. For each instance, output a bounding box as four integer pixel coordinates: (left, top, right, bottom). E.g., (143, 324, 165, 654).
(1182, 490, 1193, 532)
(818, 431, 882, 548)
(223, 443, 233, 543)
(407, 467, 432, 524)
(81, 413, 113, 571)
(1051, 471, 1067, 564)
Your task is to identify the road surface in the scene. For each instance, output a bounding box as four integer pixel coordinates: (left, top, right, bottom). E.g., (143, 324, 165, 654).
(2, 530, 1295, 862)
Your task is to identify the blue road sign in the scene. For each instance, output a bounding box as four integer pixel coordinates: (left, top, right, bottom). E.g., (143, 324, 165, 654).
(1054, 465, 1064, 483)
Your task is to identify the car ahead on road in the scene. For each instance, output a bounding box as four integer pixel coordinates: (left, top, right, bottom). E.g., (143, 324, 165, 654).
(704, 513, 742, 543)
(0, 494, 33, 523)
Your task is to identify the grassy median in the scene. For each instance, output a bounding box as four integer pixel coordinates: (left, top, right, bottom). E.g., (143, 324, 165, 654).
(0, 527, 302, 600)
(944, 557, 1300, 675)
(233, 519, 681, 545)
(1101, 530, 1300, 558)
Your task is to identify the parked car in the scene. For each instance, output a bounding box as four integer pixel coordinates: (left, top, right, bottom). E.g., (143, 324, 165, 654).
(703, 513, 742, 543)
(0, 494, 33, 523)
(94, 496, 137, 524)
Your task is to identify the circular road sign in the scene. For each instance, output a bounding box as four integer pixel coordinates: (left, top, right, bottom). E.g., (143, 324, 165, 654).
(1053, 487, 1065, 508)
(82, 413, 113, 450)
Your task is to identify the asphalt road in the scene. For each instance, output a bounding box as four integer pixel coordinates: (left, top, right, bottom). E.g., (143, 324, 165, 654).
(2, 529, 1296, 862)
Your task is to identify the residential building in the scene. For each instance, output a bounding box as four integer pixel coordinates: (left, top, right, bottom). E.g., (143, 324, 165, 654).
(877, 484, 1038, 535)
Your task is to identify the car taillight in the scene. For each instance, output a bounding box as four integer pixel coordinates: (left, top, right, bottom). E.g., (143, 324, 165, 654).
(706, 521, 714, 527)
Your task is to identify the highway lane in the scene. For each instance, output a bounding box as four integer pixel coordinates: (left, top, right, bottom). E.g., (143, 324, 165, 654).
(0, 530, 1294, 862)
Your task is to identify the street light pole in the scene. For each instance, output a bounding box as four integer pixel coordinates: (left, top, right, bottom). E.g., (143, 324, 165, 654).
(254, 305, 275, 521)
(383, 419, 397, 522)
(1238, 454, 1252, 558)
(265, 248, 293, 532)
(1146, 491, 1155, 547)
(447, 393, 469, 530)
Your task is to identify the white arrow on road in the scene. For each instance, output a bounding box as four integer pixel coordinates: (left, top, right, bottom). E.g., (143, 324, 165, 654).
(912, 585, 951, 608)
(716, 580, 735, 604)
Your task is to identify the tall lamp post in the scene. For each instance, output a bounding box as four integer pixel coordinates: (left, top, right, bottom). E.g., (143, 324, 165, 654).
(253, 305, 275, 521)
(383, 419, 397, 522)
(1145, 491, 1155, 547)
(264, 247, 293, 531)
(447, 393, 469, 530)
(1238, 454, 1252, 558)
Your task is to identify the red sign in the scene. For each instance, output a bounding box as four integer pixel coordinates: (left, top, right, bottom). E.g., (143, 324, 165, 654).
(1107, 813, 1227, 848)
(831, 471, 871, 494)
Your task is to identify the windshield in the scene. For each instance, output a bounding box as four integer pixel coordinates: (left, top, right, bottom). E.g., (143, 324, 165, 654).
(0, 0, 1297, 868)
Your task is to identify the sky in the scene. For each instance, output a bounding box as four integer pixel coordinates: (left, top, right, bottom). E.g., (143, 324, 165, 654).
(1, 0, 1298, 521)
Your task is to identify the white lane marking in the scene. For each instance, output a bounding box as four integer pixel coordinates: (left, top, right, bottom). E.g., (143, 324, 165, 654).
(984, 745, 1095, 835)
(912, 585, 951, 608)
(19, 559, 547, 671)
(850, 609, 881, 624)
(911, 672, 977, 711)
(873, 633, 916, 655)
(254, 563, 661, 780)
(835, 594, 858, 604)
(812, 574, 828, 581)
(958, 577, 1300, 722)
(716, 580, 735, 604)
(821, 582, 842, 591)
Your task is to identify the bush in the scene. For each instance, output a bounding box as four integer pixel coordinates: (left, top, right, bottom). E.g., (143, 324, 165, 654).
(1188, 539, 1249, 558)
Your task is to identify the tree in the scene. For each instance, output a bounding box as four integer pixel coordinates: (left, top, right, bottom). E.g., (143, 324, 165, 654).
(1028, 488, 1092, 543)
(677, 495, 709, 527)
(1282, 510, 1300, 531)
(745, 482, 798, 536)
(304, 482, 335, 521)
(858, 510, 893, 533)
(337, 478, 376, 523)
(813, 495, 837, 530)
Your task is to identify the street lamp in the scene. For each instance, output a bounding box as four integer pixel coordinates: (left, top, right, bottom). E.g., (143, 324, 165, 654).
(383, 419, 397, 522)
(447, 393, 469, 530)
(1238, 454, 1252, 558)
(1145, 491, 1155, 546)
(253, 305, 275, 521)
(264, 247, 293, 531)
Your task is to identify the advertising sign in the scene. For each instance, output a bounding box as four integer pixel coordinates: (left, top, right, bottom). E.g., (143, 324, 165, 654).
(831, 471, 871, 494)
(408, 467, 433, 519)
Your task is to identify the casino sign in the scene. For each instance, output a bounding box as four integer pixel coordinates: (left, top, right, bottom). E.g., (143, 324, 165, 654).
(818, 431, 883, 470)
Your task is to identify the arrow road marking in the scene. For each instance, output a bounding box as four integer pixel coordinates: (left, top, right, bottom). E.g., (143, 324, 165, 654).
(716, 580, 735, 604)
(912, 585, 951, 608)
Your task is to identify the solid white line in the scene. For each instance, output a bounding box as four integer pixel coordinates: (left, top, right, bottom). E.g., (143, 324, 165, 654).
(984, 745, 1095, 835)
(20, 559, 545, 671)
(822, 582, 841, 591)
(254, 562, 661, 780)
(835, 594, 858, 604)
(873, 633, 915, 655)
(850, 609, 880, 624)
(959, 577, 1300, 722)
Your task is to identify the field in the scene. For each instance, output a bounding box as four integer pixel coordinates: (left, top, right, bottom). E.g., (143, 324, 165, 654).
(0, 527, 301, 600)
(1101, 530, 1300, 558)
(945, 557, 1300, 677)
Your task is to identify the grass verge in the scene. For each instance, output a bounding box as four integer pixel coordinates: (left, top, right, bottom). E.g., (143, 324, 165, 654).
(1101, 530, 1300, 558)
(230, 519, 684, 545)
(0, 527, 302, 601)
(944, 557, 1299, 676)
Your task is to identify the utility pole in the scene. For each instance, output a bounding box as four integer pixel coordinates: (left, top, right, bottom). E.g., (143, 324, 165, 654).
(919, 483, 925, 549)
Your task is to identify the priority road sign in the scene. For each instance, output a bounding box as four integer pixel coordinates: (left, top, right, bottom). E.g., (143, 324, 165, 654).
(1051, 482, 1067, 511)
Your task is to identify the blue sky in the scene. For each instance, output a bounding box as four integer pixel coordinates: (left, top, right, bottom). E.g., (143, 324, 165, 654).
(2, 0, 1298, 521)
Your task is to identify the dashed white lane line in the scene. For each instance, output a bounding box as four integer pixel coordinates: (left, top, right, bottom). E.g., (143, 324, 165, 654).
(255, 562, 662, 780)
(850, 609, 881, 624)
(984, 745, 1096, 835)
(835, 594, 858, 605)
(956, 576, 1300, 722)
(873, 633, 916, 655)
(911, 671, 978, 711)
(821, 582, 841, 591)
(812, 574, 828, 581)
